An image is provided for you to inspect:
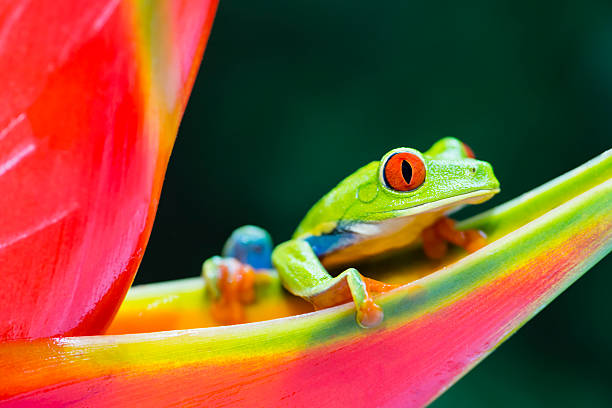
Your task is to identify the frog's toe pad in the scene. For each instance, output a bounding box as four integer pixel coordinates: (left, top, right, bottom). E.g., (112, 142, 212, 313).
(356, 299, 384, 328)
(464, 229, 488, 253)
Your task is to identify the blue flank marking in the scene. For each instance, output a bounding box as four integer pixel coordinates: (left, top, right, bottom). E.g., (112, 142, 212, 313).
(304, 231, 358, 258)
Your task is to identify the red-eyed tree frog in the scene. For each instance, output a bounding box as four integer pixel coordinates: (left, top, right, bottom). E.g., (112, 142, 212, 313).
(203, 137, 500, 328)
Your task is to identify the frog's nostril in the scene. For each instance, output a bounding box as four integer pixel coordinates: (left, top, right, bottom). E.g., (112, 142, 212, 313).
(469, 166, 477, 174)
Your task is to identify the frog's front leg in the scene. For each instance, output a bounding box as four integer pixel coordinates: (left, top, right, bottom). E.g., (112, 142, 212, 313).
(421, 216, 488, 259)
(202, 225, 275, 324)
(272, 240, 397, 328)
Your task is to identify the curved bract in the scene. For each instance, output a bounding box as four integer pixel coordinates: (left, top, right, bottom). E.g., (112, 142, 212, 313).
(1, 151, 610, 407)
(0, 0, 218, 340)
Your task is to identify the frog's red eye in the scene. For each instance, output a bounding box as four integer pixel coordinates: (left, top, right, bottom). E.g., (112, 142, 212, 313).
(383, 152, 426, 192)
(462, 143, 475, 159)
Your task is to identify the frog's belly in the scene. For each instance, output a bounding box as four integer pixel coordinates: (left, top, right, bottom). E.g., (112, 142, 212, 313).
(320, 211, 444, 269)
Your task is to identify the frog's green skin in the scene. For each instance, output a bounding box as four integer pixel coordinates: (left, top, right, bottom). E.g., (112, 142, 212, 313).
(207, 137, 500, 328)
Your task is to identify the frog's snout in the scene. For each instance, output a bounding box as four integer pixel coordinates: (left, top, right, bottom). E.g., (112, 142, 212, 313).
(473, 161, 500, 191)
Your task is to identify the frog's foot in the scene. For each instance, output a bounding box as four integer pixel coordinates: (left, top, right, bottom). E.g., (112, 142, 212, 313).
(422, 216, 488, 259)
(308, 269, 398, 328)
(202, 256, 256, 325)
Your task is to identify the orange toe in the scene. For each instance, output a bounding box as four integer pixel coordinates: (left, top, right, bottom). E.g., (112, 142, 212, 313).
(211, 260, 256, 325)
(422, 224, 448, 259)
(464, 229, 488, 253)
(434, 217, 467, 247)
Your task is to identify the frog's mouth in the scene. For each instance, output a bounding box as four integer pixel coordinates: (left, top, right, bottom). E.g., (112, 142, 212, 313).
(374, 188, 500, 219)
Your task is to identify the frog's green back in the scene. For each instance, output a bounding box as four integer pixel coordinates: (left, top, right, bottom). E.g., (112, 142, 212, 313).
(293, 161, 379, 239)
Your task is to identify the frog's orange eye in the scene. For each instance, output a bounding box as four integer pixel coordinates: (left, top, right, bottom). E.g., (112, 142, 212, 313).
(462, 143, 475, 159)
(383, 152, 426, 192)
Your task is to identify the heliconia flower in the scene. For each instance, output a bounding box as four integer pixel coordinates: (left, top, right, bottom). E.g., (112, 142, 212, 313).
(1, 2, 611, 407)
(1, 150, 610, 406)
(0, 0, 218, 340)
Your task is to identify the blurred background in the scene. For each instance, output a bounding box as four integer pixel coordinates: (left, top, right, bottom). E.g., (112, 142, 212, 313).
(137, 1, 611, 406)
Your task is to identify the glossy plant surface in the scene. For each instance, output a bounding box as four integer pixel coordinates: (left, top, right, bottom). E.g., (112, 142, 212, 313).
(1, 150, 610, 407)
(0, 0, 218, 340)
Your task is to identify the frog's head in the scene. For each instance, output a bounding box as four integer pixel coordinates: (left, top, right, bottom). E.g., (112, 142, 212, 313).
(293, 137, 500, 239)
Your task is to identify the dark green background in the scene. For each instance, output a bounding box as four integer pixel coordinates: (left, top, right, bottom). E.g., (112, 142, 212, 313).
(137, 1, 611, 406)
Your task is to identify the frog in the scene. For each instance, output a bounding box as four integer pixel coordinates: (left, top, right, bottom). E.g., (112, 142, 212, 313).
(202, 137, 500, 328)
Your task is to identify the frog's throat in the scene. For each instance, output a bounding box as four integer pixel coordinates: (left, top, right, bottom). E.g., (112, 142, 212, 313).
(370, 188, 500, 220)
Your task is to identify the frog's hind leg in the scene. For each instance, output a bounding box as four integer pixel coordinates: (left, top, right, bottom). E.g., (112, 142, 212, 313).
(422, 216, 488, 259)
(202, 225, 275, 324)
(272, 240, 397, 328)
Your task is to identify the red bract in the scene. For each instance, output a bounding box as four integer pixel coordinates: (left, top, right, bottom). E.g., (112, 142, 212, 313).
(0, 0, 218, 340)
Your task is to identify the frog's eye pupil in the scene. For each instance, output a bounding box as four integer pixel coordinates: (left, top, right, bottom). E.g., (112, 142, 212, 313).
(401, 160, 412, 183)
(383, 152, 426, 192)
